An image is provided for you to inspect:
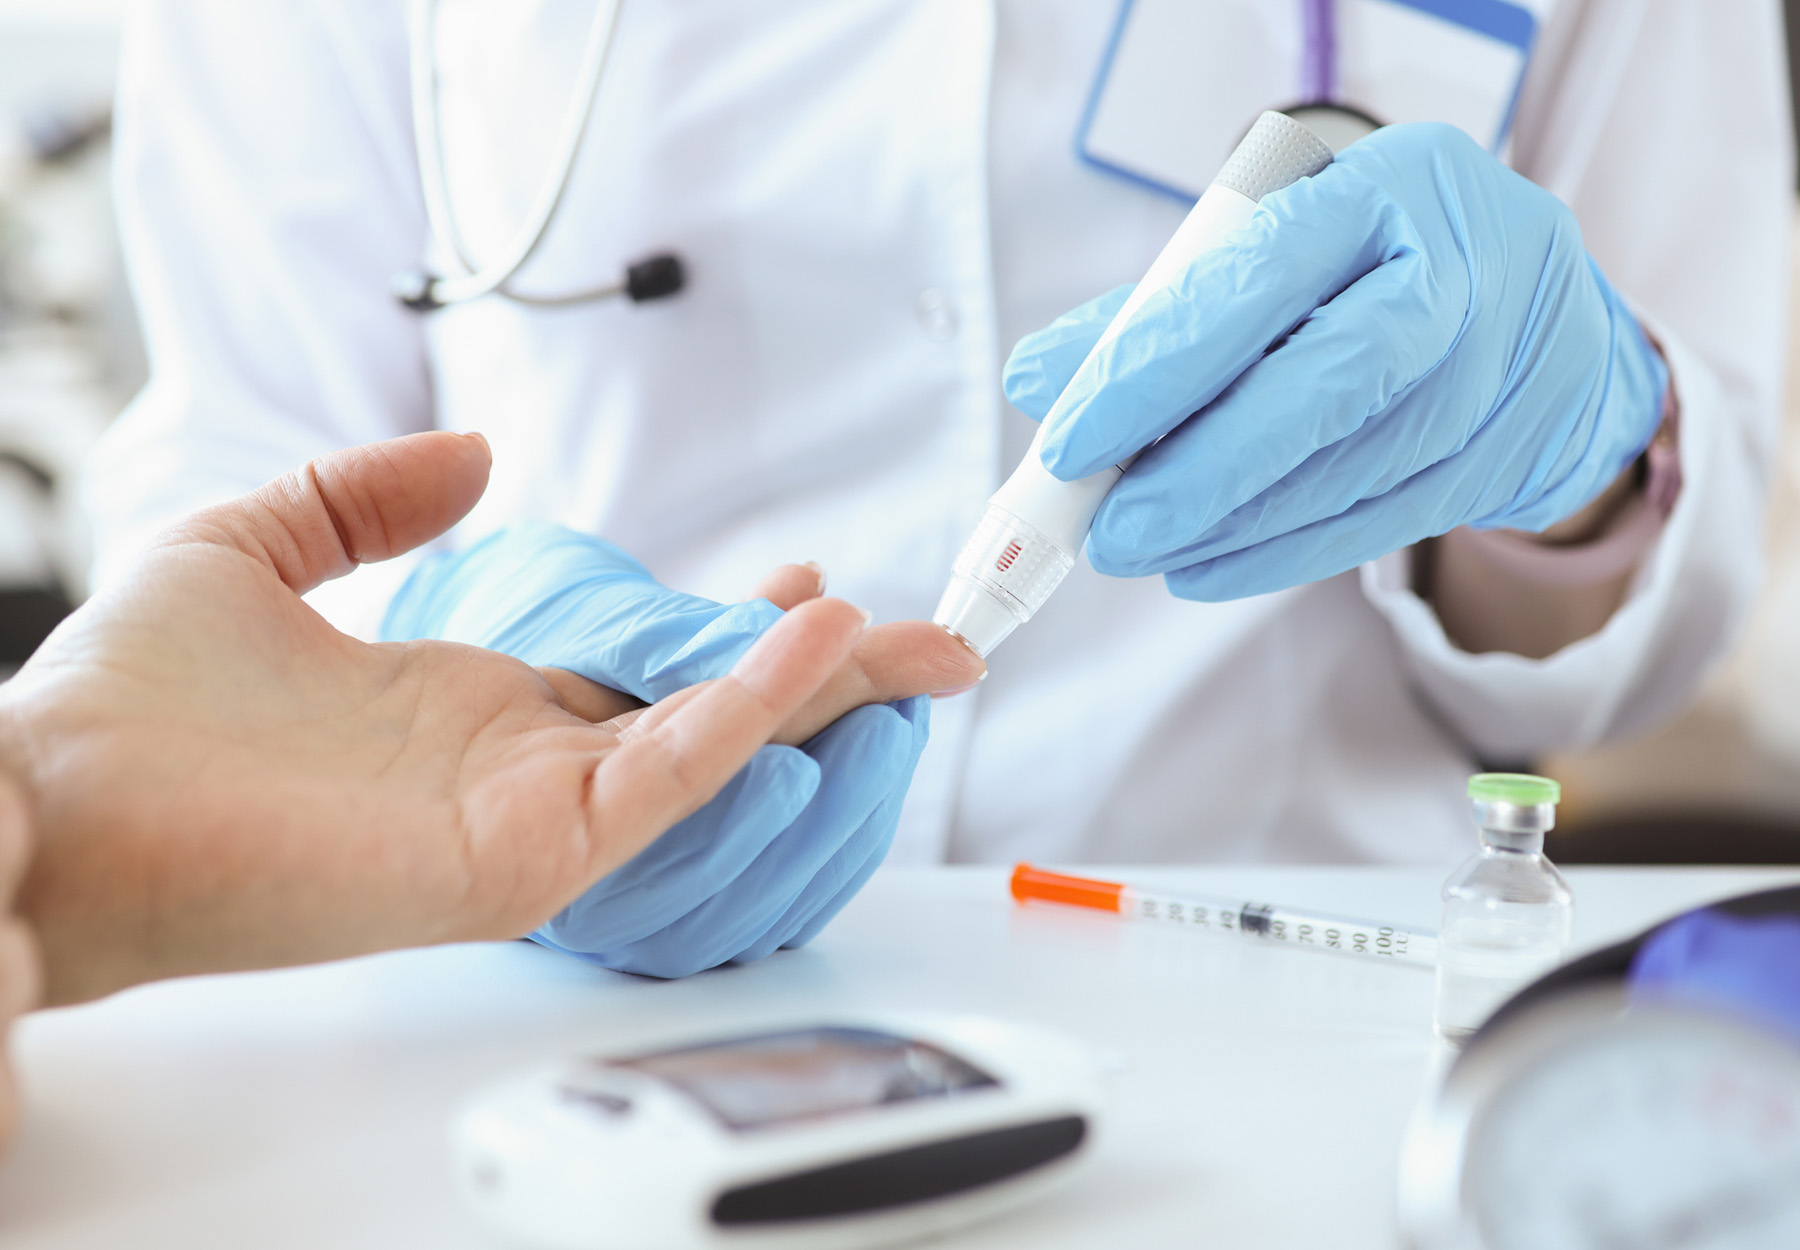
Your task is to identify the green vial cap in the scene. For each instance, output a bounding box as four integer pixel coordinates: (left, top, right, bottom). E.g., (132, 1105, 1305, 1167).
(1468, 773, 1560, 806)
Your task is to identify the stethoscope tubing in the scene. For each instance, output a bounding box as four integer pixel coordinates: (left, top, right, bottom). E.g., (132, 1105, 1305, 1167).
(406, 0, 626, 307)
(402, 0, 1359, 311)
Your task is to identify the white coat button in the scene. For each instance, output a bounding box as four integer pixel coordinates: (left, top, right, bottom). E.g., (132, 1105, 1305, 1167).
(915, 288, 959, 341)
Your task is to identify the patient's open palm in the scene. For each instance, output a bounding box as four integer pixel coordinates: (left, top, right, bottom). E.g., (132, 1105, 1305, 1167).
(0, 435, 904, 1004)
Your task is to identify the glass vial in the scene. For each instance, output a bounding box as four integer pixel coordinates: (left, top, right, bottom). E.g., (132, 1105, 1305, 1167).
(1434, 773, 1574, 1043)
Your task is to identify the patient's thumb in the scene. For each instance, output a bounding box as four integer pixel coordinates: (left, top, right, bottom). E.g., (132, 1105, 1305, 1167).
(160, 431, 492, 595)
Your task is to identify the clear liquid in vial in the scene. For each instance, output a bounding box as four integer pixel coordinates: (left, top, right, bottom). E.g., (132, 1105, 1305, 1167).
(1433, 910, 1569, 1042)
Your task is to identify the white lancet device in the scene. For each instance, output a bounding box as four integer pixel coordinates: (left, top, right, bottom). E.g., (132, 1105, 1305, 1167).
(932, 111, 1335, 657)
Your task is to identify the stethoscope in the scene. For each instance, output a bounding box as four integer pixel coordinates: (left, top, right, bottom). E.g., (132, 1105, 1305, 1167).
(391, 0, 683, 313)
(391, 0, 1377, 314)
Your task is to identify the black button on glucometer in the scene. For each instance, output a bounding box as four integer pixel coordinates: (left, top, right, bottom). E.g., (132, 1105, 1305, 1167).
(556, 1085, 634, 1118)
(708, 1116, 1088, 1226)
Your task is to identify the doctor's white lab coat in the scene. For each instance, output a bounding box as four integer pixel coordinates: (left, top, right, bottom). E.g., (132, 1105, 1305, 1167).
(90, 0, 1791, 865)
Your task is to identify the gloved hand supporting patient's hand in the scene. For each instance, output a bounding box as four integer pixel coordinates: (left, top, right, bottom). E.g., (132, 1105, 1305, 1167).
(1005, 122, 1670, 601)
(383, 521, 981, 978)
(0, 434, 900, 1003)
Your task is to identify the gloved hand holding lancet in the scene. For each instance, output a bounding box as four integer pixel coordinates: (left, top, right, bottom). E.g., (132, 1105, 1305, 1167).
(944, 110, 1671, 653)
(934, 111, 1335, 656)
(1023, 122, 1670, 607)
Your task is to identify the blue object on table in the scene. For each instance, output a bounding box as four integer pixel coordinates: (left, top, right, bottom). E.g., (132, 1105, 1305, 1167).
(1006, 122, 1669, 602)
(384, 522, 928, 978)
(1628, 909, 1800, 1046)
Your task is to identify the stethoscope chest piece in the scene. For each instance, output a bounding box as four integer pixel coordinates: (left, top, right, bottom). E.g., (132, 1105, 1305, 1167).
(395, 0, 686, 313)
(392, 250, 685, 313)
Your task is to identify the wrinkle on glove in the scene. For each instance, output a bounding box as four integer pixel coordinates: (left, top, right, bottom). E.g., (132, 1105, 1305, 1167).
(1002, 123, 1669, 602)
(1629, 909, 1800, 1046)
(383, 520, 780, 700)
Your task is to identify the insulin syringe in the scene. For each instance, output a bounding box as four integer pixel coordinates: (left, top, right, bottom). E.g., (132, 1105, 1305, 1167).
(933, 111, 1336, 656)
(1012, 864, 1438, 969)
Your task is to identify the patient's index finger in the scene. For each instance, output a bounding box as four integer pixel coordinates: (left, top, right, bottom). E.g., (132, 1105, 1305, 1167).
(581, 598, 868, 871)
(772, 620, 984, 746)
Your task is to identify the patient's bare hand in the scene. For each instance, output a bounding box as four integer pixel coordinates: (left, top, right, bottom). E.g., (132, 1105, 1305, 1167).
(0, 776, 37, 1151)
(0, 434, 869, 1005)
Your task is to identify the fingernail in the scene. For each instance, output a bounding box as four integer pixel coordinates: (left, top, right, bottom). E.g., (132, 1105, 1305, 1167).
(462, 431, 491, 453)
(938, 624, 984, 659)
(803, 561, 827, 594)
(855, 606, 874, 627)
(931, 670, 988, 699)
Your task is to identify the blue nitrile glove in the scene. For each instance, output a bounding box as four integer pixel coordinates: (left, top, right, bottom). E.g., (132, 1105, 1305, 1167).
(385, 521, 787, 703)
(383, 522, 927, 978)
(1004, 122, 1670, 601)
(1629, 910, 1800, 1046)
(534, 696, 927, 977)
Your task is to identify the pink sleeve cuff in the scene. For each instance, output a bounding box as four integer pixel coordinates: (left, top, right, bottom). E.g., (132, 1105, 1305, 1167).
(1438, 406, 1682, 588)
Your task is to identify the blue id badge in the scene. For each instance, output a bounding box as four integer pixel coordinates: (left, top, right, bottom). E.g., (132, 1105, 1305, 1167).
(1079, 0, 1547, 201)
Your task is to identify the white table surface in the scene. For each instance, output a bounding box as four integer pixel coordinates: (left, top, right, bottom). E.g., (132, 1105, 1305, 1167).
(2, 864, 1796, 1249)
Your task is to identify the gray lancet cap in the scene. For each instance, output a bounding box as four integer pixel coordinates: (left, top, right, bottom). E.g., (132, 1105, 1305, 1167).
(1211, 111, 1335, 203)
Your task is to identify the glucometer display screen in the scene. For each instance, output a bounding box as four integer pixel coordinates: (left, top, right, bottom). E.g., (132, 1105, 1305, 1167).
(616, 1027, 998, 1131)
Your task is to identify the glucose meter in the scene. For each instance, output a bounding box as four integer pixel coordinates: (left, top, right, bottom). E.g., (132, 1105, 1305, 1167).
(451, 1015, 1101, 1250)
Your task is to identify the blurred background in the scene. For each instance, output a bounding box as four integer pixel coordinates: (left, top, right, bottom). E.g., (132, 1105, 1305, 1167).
(0, 0, 1796, 862)
(0, 0, 138, 669)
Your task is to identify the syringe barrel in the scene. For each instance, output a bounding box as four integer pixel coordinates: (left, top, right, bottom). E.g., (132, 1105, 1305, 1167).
(933, 111, 1335, 658)
(1121, 886, 1437, 968)
(1241, 902, 1439, 967)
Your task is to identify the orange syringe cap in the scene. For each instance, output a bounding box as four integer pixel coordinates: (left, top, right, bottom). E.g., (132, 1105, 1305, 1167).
(1010, 863, 1126, 913)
